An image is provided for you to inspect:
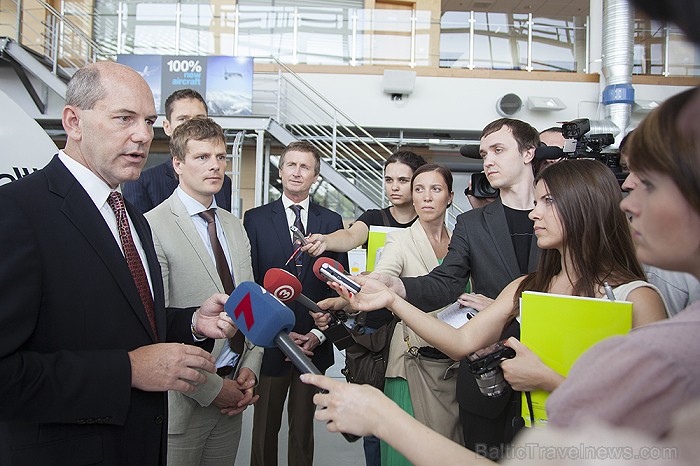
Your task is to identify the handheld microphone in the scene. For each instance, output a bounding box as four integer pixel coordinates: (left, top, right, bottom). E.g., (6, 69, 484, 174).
(224, 282, 302, 350)
(225, 282, 360, 442)
(313, 258, 361, 294)
(534, 145, 566, 160)
(264, 268, 356, 351)
(264, 268, 326, 314)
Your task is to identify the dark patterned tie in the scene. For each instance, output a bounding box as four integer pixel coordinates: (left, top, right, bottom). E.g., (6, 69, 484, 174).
(107, 192, 158, 340)
(198, 208, 244, 354)
(290, 204, 305, 276)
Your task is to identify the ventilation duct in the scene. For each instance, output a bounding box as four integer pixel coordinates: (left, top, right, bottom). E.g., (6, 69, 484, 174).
(591, 0, 635, 140)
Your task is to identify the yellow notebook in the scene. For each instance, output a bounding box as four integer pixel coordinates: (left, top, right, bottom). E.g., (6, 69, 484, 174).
(519, 291, 632, 427)
(366, 226, 401, 272)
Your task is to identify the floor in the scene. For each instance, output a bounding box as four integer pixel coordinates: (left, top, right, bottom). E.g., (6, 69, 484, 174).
(234, 347, 367, 466)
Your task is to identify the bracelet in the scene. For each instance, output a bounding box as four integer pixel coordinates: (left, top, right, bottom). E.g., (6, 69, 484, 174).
(191, 312, 206, 341)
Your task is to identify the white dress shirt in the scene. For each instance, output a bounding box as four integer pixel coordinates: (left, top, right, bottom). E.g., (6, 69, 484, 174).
(58, 150, 154, 295)
(176, 187, 240, 369)
(280, 194, 326, 344)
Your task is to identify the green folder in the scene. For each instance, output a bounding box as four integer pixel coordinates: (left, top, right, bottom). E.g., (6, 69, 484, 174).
(366, 226, 402, 272)
(519, 291, 632, 427)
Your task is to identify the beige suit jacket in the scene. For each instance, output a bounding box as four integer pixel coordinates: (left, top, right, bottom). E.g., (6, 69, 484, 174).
(374, 221, 451, 379)
(146, 192, 263, 434)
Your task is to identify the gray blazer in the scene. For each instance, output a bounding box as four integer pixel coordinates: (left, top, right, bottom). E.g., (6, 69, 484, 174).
(146, 192, 263, 434)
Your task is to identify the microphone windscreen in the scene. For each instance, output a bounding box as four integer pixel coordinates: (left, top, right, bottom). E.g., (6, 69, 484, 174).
(312, 257, 346, 282)
(263, 268, 301, 303)
(224, 282, 295, 348)
(459, 144, 481, 159)
(535, 145, 566, 160)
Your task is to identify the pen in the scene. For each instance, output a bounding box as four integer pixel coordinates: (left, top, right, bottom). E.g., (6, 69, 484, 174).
(603, 282, 615, 301)
(284, 245, 303, 266)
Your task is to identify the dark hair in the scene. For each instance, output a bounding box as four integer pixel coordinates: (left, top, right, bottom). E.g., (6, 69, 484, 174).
(627, 88, 700, 216)
(280, 141, 321, 175)
(384, 150, 427, 173)
(170, 118, 226, 162)
(66, 65, 106, 109)
(164, 89, 208, 121)
(411, 163, 453, 193)
(510, 159, 645, 318)
(619, 130, 634, 156)
(481, 118, 540, 154)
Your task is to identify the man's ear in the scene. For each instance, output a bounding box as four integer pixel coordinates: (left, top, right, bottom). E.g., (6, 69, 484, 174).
(163, 119, 172, 137)
(62, 105, 82, 141)
(172, 156, 183, 176)
(522, 146, 536, 164)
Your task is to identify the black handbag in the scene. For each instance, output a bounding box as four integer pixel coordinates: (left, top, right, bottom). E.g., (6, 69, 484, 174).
(341, 317, 398, 390)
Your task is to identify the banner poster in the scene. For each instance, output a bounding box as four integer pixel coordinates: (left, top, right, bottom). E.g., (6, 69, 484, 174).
(117, 55, 254, 116)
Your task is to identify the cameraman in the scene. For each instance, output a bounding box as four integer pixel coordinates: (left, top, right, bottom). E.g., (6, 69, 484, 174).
(372, 118, 540, 459)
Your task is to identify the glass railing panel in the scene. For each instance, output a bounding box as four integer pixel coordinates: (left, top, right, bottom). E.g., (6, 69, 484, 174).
(179, 3, 215, 55)
(439, 10, 470, 68)
(414, 9, 432, 67)
(667, 27, 699, 77)
(633, 19, 665, 76)
(131, 3, 178, 54)
(356, 9, 412, 66)
(236, 6, 294, 62)
(296, 6, 352, 65)
(471, 12, 527, 70)
(529, 16, 586, 72)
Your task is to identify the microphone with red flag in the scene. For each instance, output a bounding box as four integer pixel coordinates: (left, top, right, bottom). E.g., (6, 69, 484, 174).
(313, 257, 361, 294)
(224, 282, 314, 371)
(224, 282, 360, 443)
(263, 268, 325, 314)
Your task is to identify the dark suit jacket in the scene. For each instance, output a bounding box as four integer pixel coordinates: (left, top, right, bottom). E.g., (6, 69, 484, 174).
(402, 197, 539, 421)
(123, 159, 233, 214)
(243, 198, 347, 376)
(0, 156, 210, 466)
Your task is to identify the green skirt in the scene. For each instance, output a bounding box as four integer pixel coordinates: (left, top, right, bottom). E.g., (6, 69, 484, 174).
(381, 377, 414, 466)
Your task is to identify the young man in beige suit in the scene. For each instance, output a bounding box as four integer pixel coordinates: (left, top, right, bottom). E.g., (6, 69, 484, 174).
(146, 117, 262, 465)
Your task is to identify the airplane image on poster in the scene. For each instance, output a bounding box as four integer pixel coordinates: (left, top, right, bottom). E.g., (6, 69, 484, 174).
(206, 56, 253, 116)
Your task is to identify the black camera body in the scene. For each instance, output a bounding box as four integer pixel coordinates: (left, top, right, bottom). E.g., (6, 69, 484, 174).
(536, 118, 626, 184)
(467, 340, 516, 397)
(465, 172, 499, 199)
(561, 119, 616, 159)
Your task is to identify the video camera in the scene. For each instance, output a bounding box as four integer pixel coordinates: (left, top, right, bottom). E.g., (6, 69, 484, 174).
(536, 118, 626, 184)
(465, 172, 499, 199)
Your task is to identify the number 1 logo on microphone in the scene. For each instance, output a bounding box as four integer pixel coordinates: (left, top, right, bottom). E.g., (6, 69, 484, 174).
(234, 292, 255, 330)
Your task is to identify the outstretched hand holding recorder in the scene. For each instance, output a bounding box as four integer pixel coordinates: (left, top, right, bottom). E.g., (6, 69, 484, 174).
(312, 257, 361, 294)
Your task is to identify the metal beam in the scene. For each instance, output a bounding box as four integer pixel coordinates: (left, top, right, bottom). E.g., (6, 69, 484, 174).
(0, 38, 67, 99)
(7, 55, 46, 113)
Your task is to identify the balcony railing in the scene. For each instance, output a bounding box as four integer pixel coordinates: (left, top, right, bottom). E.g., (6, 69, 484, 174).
(83, 3, 698, 77)
(3, 1, 696, 77)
